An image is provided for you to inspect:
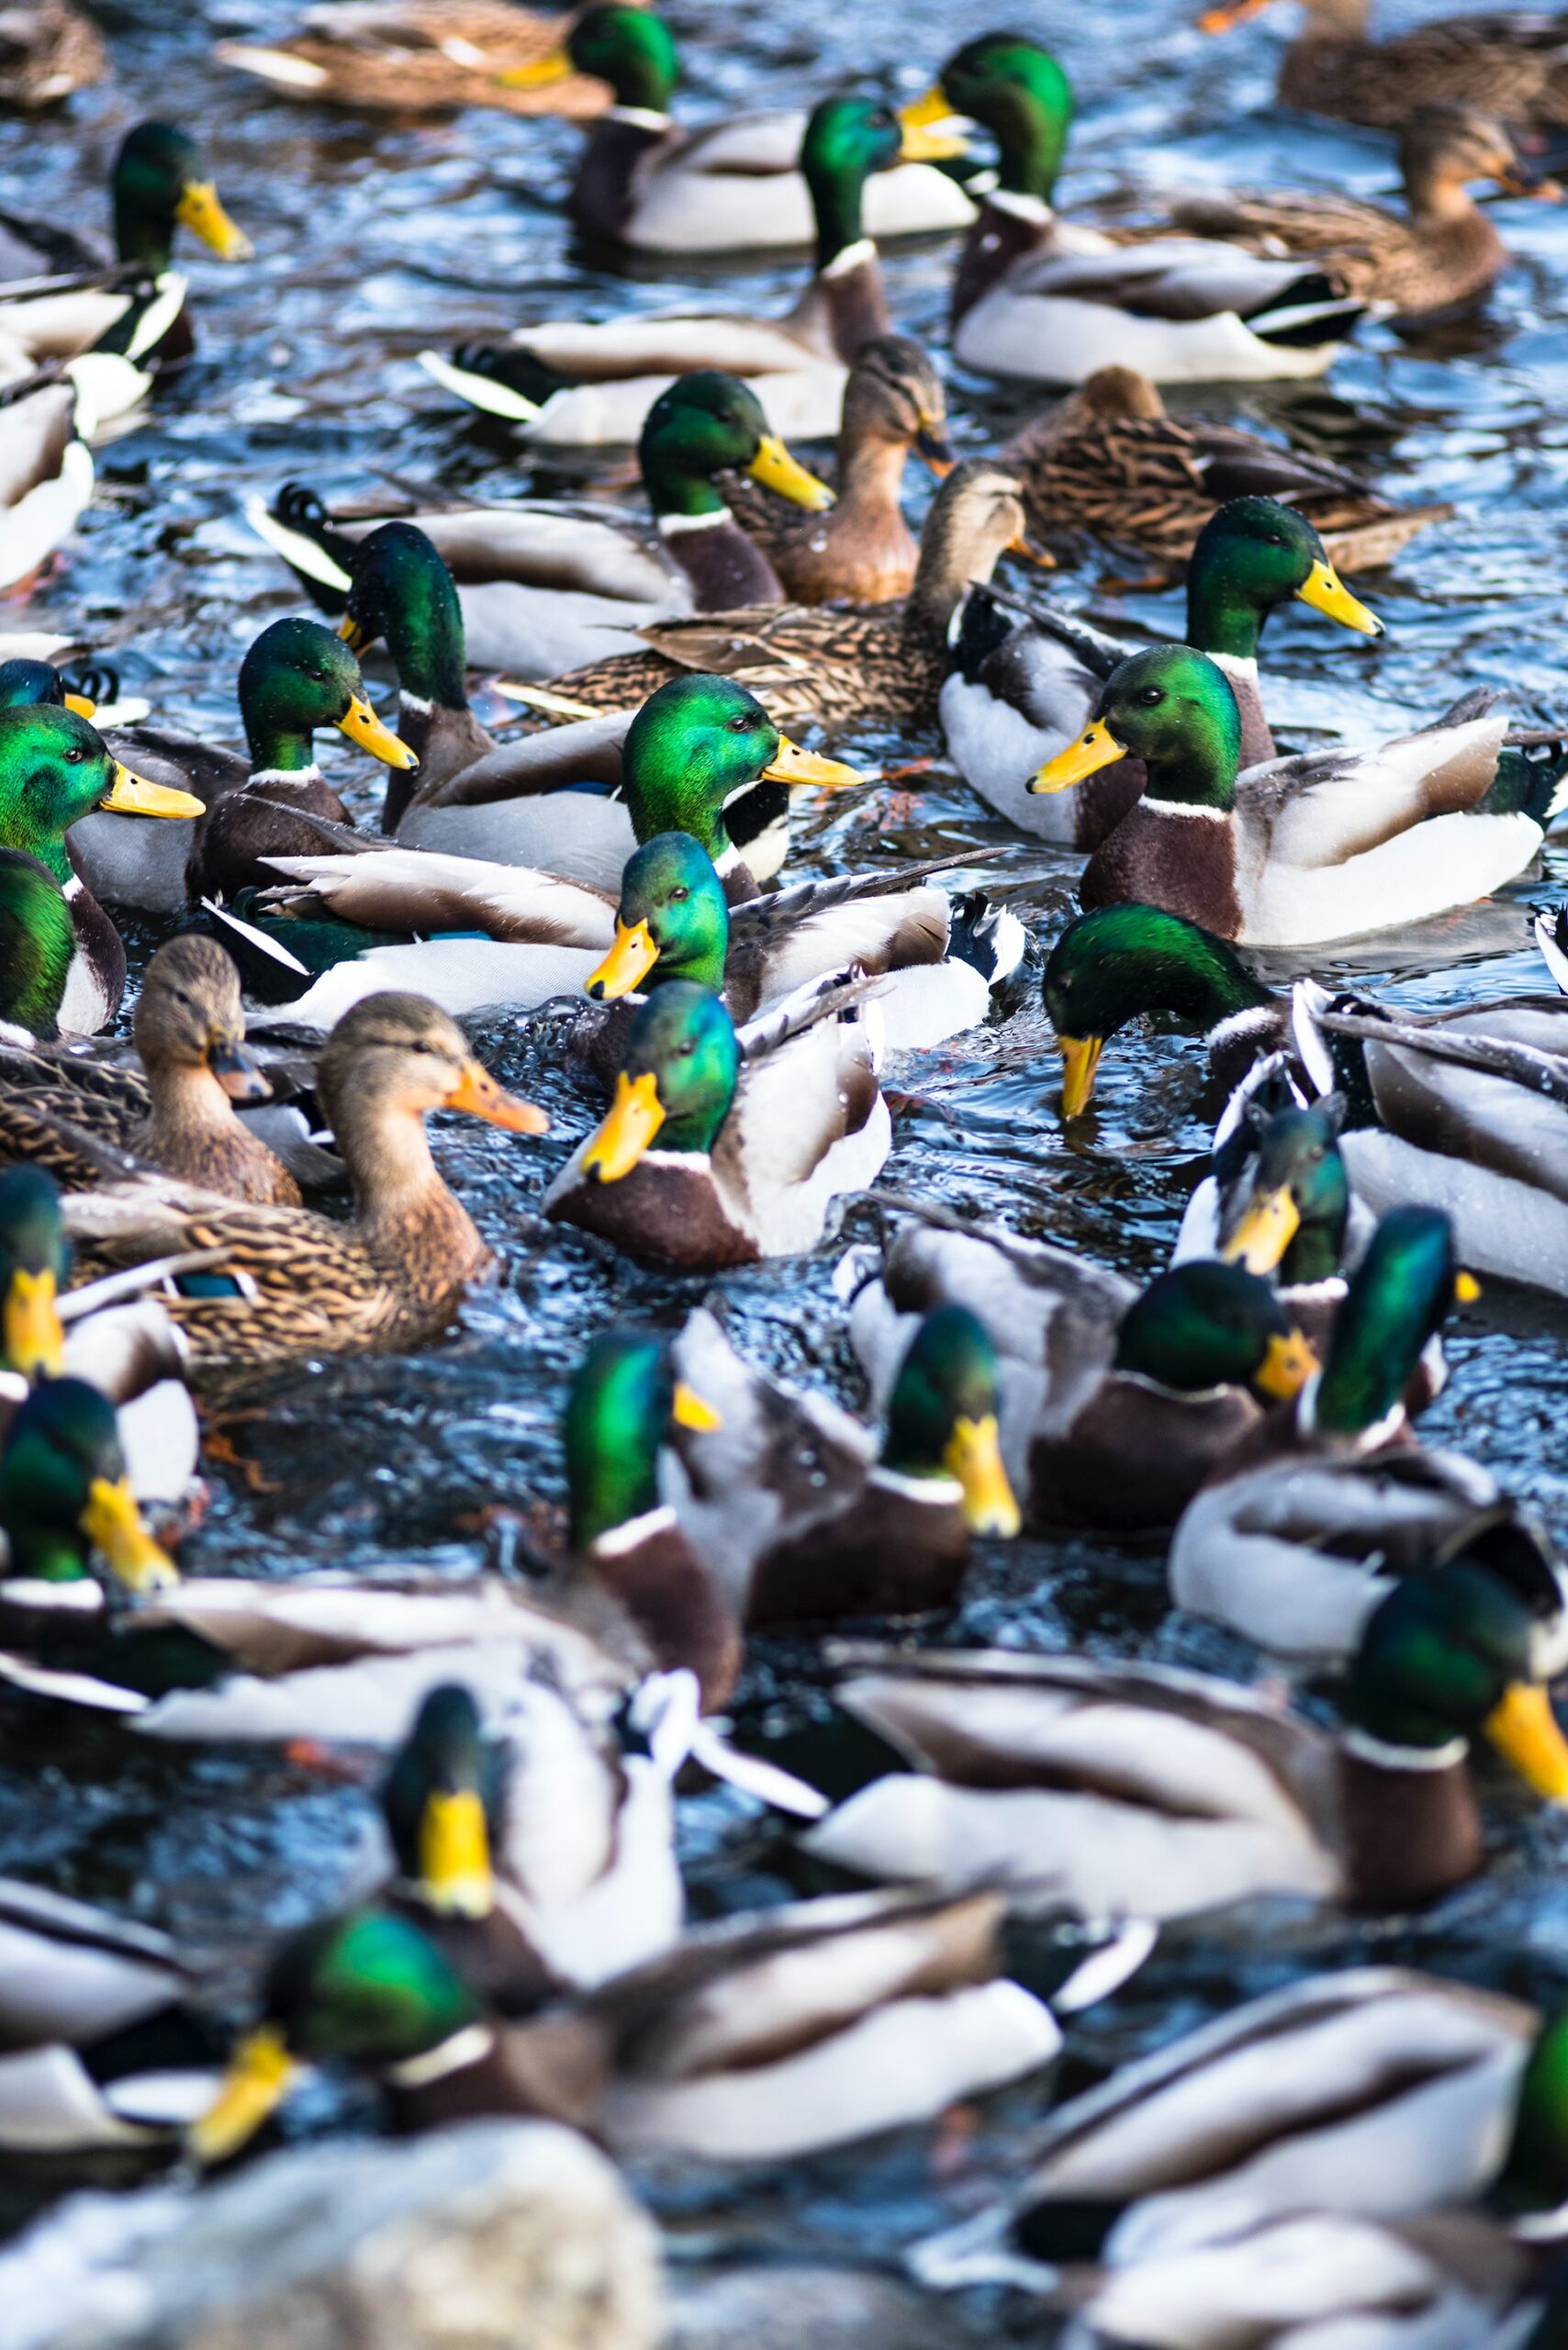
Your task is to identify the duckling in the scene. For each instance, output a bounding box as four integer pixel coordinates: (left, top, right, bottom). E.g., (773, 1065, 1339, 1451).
(1199, 0, 1568, 137)
(61, 993, 548, 1372)
(1002, 364, 1452, 576)
(804, 1557, 1568, 1919)
(488, 4, 974, 253)
(544, 973, 888, 1268)
(0, 1, 106, 106)
(1035, 647, 1563, 946)
(0, 934, 299, 1203)
(420, 91, 967, 445)
(215, 2, 616, 120)
(912, 34, 1366, 386)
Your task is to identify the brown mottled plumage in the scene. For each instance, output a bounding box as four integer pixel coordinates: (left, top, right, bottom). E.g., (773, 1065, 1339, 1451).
(1205, 0, 1568, 133)
(214, 3, 612, 119)
(0, 1, 106, 106)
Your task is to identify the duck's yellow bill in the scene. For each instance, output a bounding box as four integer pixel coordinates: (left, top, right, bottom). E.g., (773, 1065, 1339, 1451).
(176, 179, 253, 262)
(1058, 1034, 1103, 1120)
(899, 116, 970, 162)
(1031, 721, 1126, 794)
(1255, 1326, 1319, 1403)
(418, 1786, 495, 1918)
(62, 691, 95, 720)
(338, 691, 420, 771)
(101, 763, 205, 819)
(1197, 0, 1271, 29)
(337, 610, 372, 655)
(5, 1265, 63, 1381)
(584, 1068, 664, 1183)
(747, 435, 835, 512)
(672, 1379, 723, 1433)
(945, 1412, 1022, 1539)
(444, 1058, 549, 1135)
(498, 43, 572, 87)
(1006, 532, 1056, 570)
(80, 1474, 180, 1594)
(1455, 1270, 1483, 1304)
(1222, 1185, 1301, 1276)
(1485, 1681, 1568, 1801)
(763, 737, 866, 790)
(1296, 557, 1383, 638)
(899, 84, 959, 133)
(189, 2024, 296, 2166)
(587, 917, 659, 1002)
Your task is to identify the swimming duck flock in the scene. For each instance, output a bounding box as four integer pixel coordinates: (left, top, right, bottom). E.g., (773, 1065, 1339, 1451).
(7, 0, 1568, 2343)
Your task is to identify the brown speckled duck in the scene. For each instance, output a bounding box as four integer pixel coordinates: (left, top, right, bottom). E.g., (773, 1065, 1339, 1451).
(1202, 0, 1568, 135)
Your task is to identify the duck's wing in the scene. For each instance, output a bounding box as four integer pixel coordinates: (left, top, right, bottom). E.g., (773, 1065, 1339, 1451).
(1002, 239, 1367, 331)
(404, 708, 633, 809)
(1237, 710, 1509, 870)
(101, 722, 250, 808)
(0, 1874, 189, 2046)
(1167, 188, 1398, 269)
(258, 847, 617, 948)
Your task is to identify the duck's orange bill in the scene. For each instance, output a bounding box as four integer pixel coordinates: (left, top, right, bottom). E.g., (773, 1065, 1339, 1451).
(1032, 721, 1126, 795)
(4, 1266, 63, 1380)
(189, 2024, 296, 2166)
(944, 1412, 1022, 1538)
(748, 435, 835, 512)
(1197, 0, 1271, 30)
(1485, 1681, 1568, 1801)
(915, 424, 956, 478)
(1006, 532, 1057, 570)
(1455, 1270, 1483, 1304)
(176, 178, 253, 261)
(1255, 1327, 1319, 1403)
(584, 1069, 664, 1183)
(1222, 1185, 1302, 1277)
(1296, 557, 1383, 638)
(498, 43, 572, 87)
(445, 1059, 549, 1135)
(672, 1380, 723, 1433)
(587, 917, 659, 1002)
(337, 692, 420, 771)
(1058, 1035, 1103, 1120)
(62, 691, 95, 720)
(418, 1787, 495, 1918)
(1496, 168, 1563, 201)
(763, 737, 867, 790)
(80, 1474, 180, 1594)
(101, 763, 205, 819)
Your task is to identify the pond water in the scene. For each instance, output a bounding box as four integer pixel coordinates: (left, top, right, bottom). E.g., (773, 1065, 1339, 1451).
(6, 0, 1568, 2314)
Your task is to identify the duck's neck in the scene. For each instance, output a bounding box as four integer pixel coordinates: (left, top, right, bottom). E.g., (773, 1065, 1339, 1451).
(142, 1062, 249, 1162)
(952, 193, 1055, 330)
(572, 110, 672, 241)
(1185, 554, 1275, 663)
(660, 509, 786, 608)
(1141, 732, 1241, 813)
(113, 200, 174, 274)
(836, 430, 914, 542)
(342, 1102, 489, 1289)
(786, 240, 890, 364)
(1280, 1214, 1344, 1288)
(1335, 1732, 1482, 1908)
(390, 697, 493, 831)
(902, 528, 1003, 650)
(244, 714, 322, 782)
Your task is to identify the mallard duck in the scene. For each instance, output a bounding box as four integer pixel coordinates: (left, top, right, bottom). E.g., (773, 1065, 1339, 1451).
(61, 993, 547, 1372)
(420, 91, 968, 445)
(215, 2, 616, 120)
(1002, 365, 1452, 576)
(942, 495, 1383, 845)
(0, 651, 149, 730)
(662, 1301, 1018, 1628)
(0, 367, 99, 596)
(0, 1, 106, 107)
(803, 1555, 1568, 1919)
(1200, 0, 1568, 136)
(487, 5, 975, 253)
(1151, 105, 1557, 326)
(912, 34, 1367, 386)
(545, 972, 888, 1267)
(1035, 647, 1562, 946)
(0, 1373, 180, 1592)
(846, 1207, 1318, 1531)
(188, 1886, 1071, 2169)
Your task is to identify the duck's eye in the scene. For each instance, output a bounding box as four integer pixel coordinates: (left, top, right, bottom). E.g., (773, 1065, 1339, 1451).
(308, 667, 329, 684)
(1265, 532, 1286, 547)
(678, 1038, 696, 1057)
(1135, 686, 1163, 708)
(728, 713, 750, 732)
(62, 745, 83, 764)
(670, 886, 689, 903)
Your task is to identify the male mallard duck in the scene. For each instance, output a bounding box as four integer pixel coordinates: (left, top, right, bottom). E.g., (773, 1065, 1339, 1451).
(1002, 364, 1451, 576)
(420, 90, 967, 445)
(803, 1556, 1568, 1919)
(0, 1374, 180, 1593)
(488, 4, 974, 253)
(1199, 0, 1568, 135)
(216, 2, 615, 119)
(0, 1, 106, 106)
(942, 495, 1383, 845)
(0, 652, 149, 731)
(1035, 647, 1562, 946)
(62, 993, 547, 1372)
(545, 973, 888, 1267)
(846, 1208, 1318, 1531)
(663, 1301, 1019, 1628)
(1150, 104, 1557, 326)
(0, 934, 298, 1203)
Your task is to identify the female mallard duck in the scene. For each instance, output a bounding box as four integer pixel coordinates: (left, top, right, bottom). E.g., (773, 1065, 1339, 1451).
(804, 1557, 1568, 1920)
(61, 993, 548, 1372)
(1200, 0, 1568, 135)
(846, 1207, 1319, 1531)
(249, 370, 837, 683)
(215, 2, 616, 119)
(663, 1301, 1019, 1628)
(420, 91, 967, 445)
(942, 496, 1383, 846)
(1151, 104, 1557, 326)
(1002, 364, 1451, 576)
(910, 34, 1366, 386)
(1035, 645, 1562, 946)
(487, 4, 974, 253)
(545, 973, 888, 1267)
(0, 1, 106, 106)
(0, 934, 298, 1203)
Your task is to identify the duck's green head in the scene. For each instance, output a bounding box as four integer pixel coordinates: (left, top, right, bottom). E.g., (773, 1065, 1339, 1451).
(338, 523, 467, 714)
(588, 832, 729, 1002)
(190, 1908, 480, 2166)
(564, 1326, 722, 1549)
(581, 982, 739, 1178)
(0, 706, 202, 884)
(503, 3, 679, 111)
(1505, 2008, 1568, 2210)
(112, 121, 251, 273)
(883, 1305, 1021, 1536)
(0, 1166, 69, 1380)
(1114, 1259, 1318, 1403)
(1313, 1205, 1476, 1439)
(1186, 498, 1383, 661)
(0, 1375, 179, 1590)
(0, 660, 95, 720)
(907, 34, 1073, 202)
(1034, 644, 1243, 812)
(1220, 1098, 1349, 1288)
(801, 93, 967, 270)
(1348, 1561, 1568, 1797)
(620, 675, 862, 865)
(238, 617, 420, 781)
(381, 1683, 501, 1922)
(0, 850, 76, 1044)
(1043, 903, 1275, 1118)
(639, 372, 834, 523)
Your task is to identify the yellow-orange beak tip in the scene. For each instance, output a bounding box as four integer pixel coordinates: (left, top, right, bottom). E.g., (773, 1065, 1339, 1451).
(445, 1059, 549, 1136)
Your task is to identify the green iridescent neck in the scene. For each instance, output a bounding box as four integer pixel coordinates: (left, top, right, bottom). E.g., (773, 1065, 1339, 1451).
(1314, 1205, 1456, 1436)
(564, 1331, 670, 1548)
